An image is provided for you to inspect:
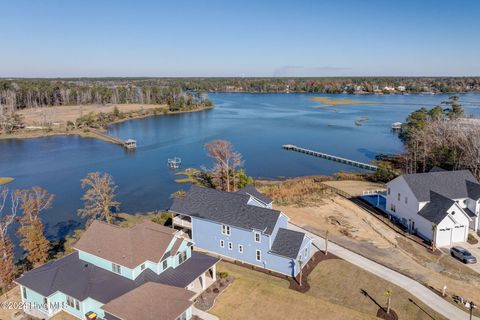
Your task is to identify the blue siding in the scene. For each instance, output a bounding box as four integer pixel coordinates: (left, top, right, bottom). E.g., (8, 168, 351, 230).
(78, 250, 135, 280)
(191, 217, 303, 276)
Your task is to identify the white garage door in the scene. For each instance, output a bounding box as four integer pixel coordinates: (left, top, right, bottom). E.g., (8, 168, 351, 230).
(452, 225, 466, 243)
(436, 228, 452, 247)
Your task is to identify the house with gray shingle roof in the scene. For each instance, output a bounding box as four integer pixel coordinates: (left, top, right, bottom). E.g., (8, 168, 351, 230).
(170, 185, 312, 277)
(15, 220, 219, 320)
(386, 169, 480, 247)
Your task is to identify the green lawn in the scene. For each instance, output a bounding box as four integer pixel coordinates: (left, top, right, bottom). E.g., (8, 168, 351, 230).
(210, 259, 448, 320)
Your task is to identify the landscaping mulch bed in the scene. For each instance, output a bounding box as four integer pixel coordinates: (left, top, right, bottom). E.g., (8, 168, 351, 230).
(289, 251, 340, 293)
(468, 237, 479, 245)
(222, 250, 340, 294)
(376, 308, 398, 320)
(195, 275, 234, 311)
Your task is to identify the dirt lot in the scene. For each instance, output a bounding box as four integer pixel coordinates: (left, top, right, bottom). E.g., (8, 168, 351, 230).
(277, 195, 480, 310)
(211, 260, 447, 320)
(18, 103, 166, 126)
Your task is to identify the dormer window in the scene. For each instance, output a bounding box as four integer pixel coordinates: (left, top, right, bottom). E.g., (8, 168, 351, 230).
(163, 260, 168, 270)
(222, 225, 231, 236)
(141, 263, 145, 271)
(112, 263, 121, 274)
(254, 231, 261, 243)
(397, 193, 401, 201)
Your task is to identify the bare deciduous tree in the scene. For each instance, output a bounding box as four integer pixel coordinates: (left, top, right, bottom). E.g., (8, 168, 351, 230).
(78, 172, 120, 224)
(205, 140, 243, 192)
(0, 188, 21, 288)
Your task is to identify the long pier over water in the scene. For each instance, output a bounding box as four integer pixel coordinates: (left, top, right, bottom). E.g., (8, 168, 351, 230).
(282, 144, 378, 171)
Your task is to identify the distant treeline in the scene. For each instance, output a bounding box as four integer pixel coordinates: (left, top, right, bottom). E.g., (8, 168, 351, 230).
(0, 79, 212, 111)
(1, 77, 480, 110)
(175, 77, 480, 94)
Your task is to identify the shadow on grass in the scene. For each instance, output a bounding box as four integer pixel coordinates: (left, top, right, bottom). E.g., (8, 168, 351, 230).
(408, 298, 437, 320)
(360, 288, 385, 311)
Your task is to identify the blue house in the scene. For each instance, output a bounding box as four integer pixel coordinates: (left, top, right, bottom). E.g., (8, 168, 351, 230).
(170, 185, 313, 277)
(15, 220, 219, 320)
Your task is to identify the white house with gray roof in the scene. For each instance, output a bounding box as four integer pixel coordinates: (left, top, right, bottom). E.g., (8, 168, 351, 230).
(386, 168, 480, 247)
(170, 185, 313, 277)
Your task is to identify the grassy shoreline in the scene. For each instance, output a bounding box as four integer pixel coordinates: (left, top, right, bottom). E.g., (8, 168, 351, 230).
(0, 177, 14, 185)
(0, 105, 213, 144)
(312, 96, 381, 107)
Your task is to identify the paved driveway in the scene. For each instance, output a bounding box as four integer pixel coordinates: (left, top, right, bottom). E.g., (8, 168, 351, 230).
(447, 242, 480, 274)
(291, 224, 480, 320)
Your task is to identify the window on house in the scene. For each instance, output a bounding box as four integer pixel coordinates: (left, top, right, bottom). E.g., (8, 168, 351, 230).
(238, 244, 243, 253)
(228, 242, 233, 250)
(397, 193, 401, 201)
(112, 263, 121, 274)
(304, 247, 308, 259)
(220, 240, 224, 248)
(66, 296, 80, 311)
(141, 263, 145, 270)
(178, 251, 187, 264)
(22, 287, 27, 299)
(387, 188, 390, 195)
(163, 260, 168, 270)
(177, 311, 187, 320)
(254, 231, 261, 243)
(390, 204, 396, 212)
(405, 196, 408, 204)
(256, 250, 261, 261)
(222, 225, 231, 235)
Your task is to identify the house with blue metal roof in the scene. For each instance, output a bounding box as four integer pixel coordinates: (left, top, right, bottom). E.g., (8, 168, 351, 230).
(15, 220, 219, 320)
(170, 185, 313, 277)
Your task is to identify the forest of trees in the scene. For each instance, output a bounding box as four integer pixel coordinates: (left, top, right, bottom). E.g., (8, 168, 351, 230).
(396, 96, 480, 179)
(0, 79, 212, 111)
(1, 77, 480, 112)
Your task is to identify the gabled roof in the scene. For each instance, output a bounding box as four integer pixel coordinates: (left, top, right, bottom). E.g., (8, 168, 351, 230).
(400, 170, 479, 202)
(170, 185, 281, 235)
(418, 191, 456, 224)
(236, 185, 272, 204)
(15, 252, 138, 303)
(74, 220, 178, 268)
(16, 251, 218, 305)
(270, 228, 307, 259)
(103, 282, 194, 320)
(466, 180, 480, 200)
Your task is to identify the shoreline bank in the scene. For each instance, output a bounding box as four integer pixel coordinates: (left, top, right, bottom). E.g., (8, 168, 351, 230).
(0, 105, 214, 144)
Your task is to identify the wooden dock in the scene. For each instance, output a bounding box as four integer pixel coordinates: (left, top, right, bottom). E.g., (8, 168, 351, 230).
(91, 130, 136, 149)
(282, 144, 378, 171)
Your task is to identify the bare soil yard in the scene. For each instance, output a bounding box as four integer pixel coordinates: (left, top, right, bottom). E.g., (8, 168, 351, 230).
(260, 178, 480, 313)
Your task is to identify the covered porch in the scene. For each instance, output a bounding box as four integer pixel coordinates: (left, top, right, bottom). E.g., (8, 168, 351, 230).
(156, 251, 220, 298)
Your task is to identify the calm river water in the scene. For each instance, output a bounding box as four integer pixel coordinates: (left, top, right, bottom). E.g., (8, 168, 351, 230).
(2, 93, 480, 244)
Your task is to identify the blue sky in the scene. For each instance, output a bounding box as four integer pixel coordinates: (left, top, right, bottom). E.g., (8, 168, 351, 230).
(1, 0, 479, 77)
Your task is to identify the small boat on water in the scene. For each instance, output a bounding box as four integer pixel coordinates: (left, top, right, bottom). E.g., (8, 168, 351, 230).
(391, 122, 402, 132)
(168, 157, 182, 169)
